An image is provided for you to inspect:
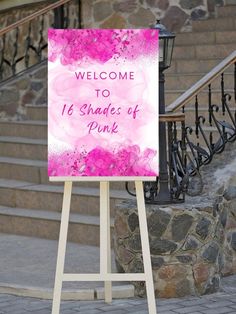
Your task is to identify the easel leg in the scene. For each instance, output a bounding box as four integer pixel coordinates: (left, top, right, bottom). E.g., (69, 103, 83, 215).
(135, 181, 157, 314)
(52, 181, 73, 314)
(100, 181, 112, 303)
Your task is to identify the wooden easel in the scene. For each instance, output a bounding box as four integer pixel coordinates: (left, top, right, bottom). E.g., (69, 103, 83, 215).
(51, 178, 157, 314)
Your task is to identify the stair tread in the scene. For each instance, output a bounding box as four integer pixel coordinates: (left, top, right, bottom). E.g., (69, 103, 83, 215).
(175, 29, 235, 42)
(0, 156, 46, 167)
(25, 104, 47, 108)
(0, 136, 47, 145)
(167, 72, 234, 77)
(0, 179, 131, 199)
(166, 89, 234, 93)
(0, 205, 104, 226)
(0, 120, 47, 126)
(183, 107, 235, 111)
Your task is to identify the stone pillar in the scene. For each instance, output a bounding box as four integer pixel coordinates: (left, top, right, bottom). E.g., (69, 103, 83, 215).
(219, 177, 236, 275)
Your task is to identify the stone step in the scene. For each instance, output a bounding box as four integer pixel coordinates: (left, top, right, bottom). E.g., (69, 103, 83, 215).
(0, 179, 131, 217)
(25, 105, 47, 121)
(165, 89, 234, 106)
(0, 120, 47, 139)
(166, 72, 234, 91)
(0, 205, 105, 246)
(216, 5, 236, 17)
(0, 157, 47, 184)
(0, 136, 47, 160)
(192, 16, 236, 32)
(0, 233, 134, 300)
(175, 30, 236, 46)
(0, 156, 128, 190)
(173, 43, 235, 60)
(168, 59, 223, 74)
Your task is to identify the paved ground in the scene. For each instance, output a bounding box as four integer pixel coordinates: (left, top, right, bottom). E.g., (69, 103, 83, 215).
(0, 234, 123, 293)
(0, 234, 235, 313)
(0, 278, 236, 314)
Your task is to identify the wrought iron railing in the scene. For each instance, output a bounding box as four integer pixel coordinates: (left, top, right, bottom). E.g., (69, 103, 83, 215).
(126, 51, 236, 203)
(0, 0, 82, 82)
(166, 51, 236, 198)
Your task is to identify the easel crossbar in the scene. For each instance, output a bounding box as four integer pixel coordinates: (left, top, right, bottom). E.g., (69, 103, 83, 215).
(63, 273, 146, 282)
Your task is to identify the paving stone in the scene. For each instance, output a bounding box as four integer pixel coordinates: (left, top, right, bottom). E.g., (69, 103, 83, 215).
(29, 310, 51, 314)
(172, 305, 207, 313)
(158, 303, 181, 311)
(203, 307, 235, 314)
(179, 298, 210, 306)
(126, 311, 148, 314)
(205, 300, 235, 308)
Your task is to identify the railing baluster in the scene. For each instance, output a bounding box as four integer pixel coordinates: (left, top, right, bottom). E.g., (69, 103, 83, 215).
(54, 4, 65, 28)
(208, 84, 212, 126)
(25, 21, 32, 68)
(12, 27, 19, 75)
(0, 34, 5, 80)
(195, 95, 199, 138)
(181, 120, 186, 163)
(64, 3, 69, 28)
(168, 121, 174, 196)
(210, 131, 213, 149)
(37, 15, 45, 61)
(234, 62, 236, 103)
(78, 0, 82, 29)
(221, 73, 225, 115)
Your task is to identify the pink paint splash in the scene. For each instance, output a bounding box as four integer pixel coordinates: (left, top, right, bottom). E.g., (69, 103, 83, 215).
(48, 29, 158, 66)
(48, 145, 158, 177)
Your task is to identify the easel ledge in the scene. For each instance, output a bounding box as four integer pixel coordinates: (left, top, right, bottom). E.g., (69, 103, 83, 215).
(49, 176, 157, 182)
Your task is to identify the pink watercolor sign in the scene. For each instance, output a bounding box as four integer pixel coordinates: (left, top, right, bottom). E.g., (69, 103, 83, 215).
(48, 29, 159, 178)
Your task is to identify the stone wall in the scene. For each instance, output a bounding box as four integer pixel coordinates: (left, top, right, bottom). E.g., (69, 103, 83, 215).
(0, 0, 225, 34)
(82, 0, 224, 32)
(114, 142, 236, 298)
(114, 201, 224, 297)
(0, 61, 47, 120)
(219, 176, 236, 276)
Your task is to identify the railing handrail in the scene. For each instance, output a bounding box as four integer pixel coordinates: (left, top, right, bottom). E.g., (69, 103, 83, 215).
(0, 0, 71, 37)
(166, 50, 236, 113)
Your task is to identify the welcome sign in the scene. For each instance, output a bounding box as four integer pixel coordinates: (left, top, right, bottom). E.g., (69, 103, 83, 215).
(48, 29, 159, 178)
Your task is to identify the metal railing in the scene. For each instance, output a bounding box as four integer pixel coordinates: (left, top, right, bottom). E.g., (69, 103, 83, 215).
(166, 50, 236, 199)
(126, 50, 236, 203)
(0, 0, 82, 82)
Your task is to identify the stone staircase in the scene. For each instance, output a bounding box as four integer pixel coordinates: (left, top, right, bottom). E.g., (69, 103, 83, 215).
(0, 4, 236, 245)
(0, 105, 132, 245)
(166, 5, 236, 103)
(165, 4, 236, 147)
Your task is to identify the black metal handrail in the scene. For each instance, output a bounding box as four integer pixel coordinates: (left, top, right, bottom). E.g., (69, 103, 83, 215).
(126, 51, 236, 203)
(165, 51, 236, 200)
(0, 0, 82, 82)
